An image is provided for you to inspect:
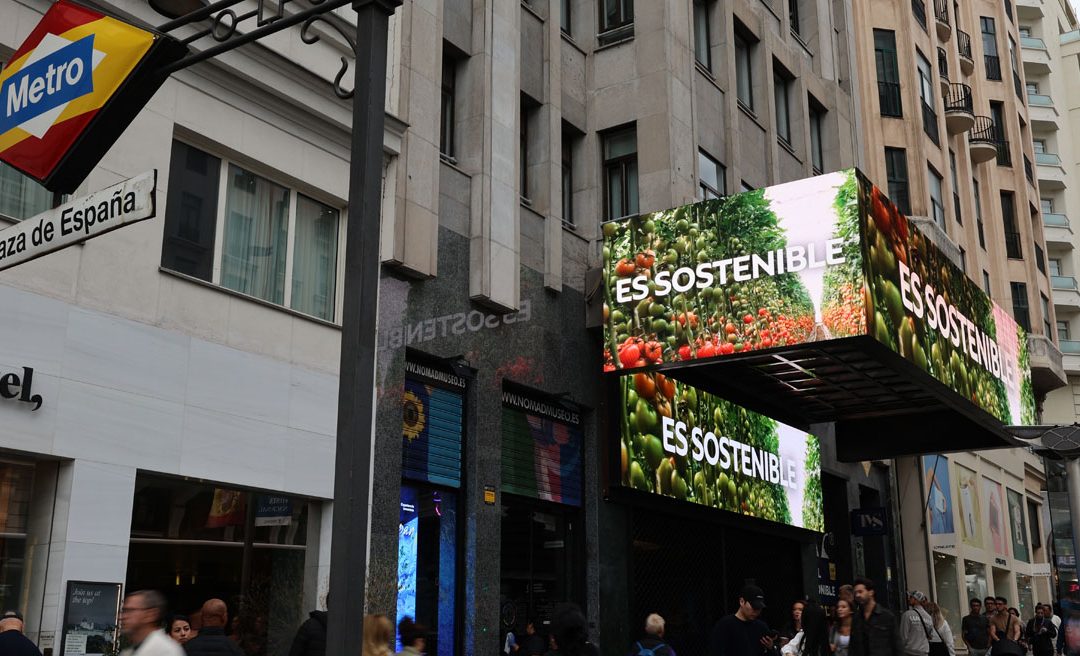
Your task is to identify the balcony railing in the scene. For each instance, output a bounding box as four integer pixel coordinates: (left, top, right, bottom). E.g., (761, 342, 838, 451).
(1060, 340, 1080, 354)
(997, 137, 1012, 166)
(944, 83, 973, 113)
(878, 81, 902, 117)
(958, 30, 973, 62)
(938, 47, 949, 82)
(922, 100, 940, 144)
(1036, 243, 1046, 273)
(985, 54, 1002, 80)
(1025, 154, 1034, 184)
(934, 0, 950, 26)
(1014, 71, 1024, 100)
(913, 0, 927, 27)
(971, 115, 998, 145)
(1021, 36, 1047, 50)
(1037, 152, 1063, 166)
(1044, 212, 1070, 227)
(1053, 275, 1078, 290)
(1028, 92, 1054, 107)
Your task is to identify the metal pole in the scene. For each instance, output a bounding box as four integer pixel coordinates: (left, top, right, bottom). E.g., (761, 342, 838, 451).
(326, 1, 400, 655)
(1064, 457, 1080, 587)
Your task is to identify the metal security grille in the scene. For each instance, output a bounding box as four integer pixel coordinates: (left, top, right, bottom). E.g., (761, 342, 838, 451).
(501, 407, 583, 506)
(402, 379, 464, 487)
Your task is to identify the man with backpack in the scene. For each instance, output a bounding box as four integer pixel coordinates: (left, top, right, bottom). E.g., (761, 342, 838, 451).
(628, 614, 675, 656)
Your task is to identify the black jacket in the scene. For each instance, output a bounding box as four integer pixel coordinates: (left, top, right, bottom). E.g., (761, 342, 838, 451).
(184, 626, 244, 656)
(0, 631, 43, 656)
(289, 611, 327, 656)
(851, 602, 899, 656)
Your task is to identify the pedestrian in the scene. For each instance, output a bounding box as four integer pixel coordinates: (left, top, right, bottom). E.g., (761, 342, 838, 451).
(960, 598, 991, 656)
(362, 615, 394, 656)
(288, 601, 327, 656)
(797, 603, 831, 656)
(838, 587, 854, 605)
(1027, 604, 1057, 656)
(923, 602, 953, 656)
(898, 591, 932, 656)
(708, 584, 775, 656)
(170, 616, 194, 646)
(518, 621, 547, 656)
(989, 597, 1022, 643)
(850, 577, 898, 656)
(184, 599, 243, 656)
(396, 617, 427, 656)
(627, 613, 675, 656)
(549, 604, 599, 656)
(829, 599, 853, 656)
(0, 610, 43, 656)
(983, 599, 996, 620)
(781, 601, 806, 648)
(119, 590, 185, 656)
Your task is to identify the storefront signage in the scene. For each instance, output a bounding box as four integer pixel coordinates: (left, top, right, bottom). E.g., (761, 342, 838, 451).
(1032, 562, 1052, 577)
(502, 389, 581, 425)
(254, 495, 291, 527)
(404, 359, 467, 389)
(59, 581, 122, 656)
(0, 365, 43, 410)
(851, 508, 888, 536)
(502, 386, 584, 507)
(617, 373, 823, 531)
(817, 558, 838, 604)
(0, 1, 185, 192)
(601, 169, 1036, 427)
(0, 171, 155, 273)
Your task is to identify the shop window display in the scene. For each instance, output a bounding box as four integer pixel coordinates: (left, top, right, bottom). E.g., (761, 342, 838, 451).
(0, 461, 33, 614)
(1015, 573, 1033, 619)
(933, 553, 962, 638)
(965, 560, 988, 605)
(126, 474, 309, 656)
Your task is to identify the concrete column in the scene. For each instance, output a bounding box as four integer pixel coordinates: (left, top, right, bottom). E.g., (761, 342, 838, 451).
(543, 1, 564, 292)
(468, 0, 521, 312)
(1064, 457, 1080, 575)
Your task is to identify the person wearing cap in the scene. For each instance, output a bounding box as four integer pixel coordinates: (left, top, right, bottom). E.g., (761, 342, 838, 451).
(0, 610, 43, 656)
(851, 577, 898, 656)
(707, 584, 776, 656)
(899, 591, 933, 656)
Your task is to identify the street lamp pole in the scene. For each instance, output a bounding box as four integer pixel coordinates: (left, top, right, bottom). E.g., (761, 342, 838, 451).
(327, 1, 401, 654)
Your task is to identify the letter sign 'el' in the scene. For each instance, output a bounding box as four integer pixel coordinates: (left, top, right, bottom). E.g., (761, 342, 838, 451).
(0, 0, 185, 193)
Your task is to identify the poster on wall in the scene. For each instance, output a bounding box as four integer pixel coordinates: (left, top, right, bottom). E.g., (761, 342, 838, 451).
(955, 465, 982, 549)
(1007, 488, 1030, 563)
(600, 169, 1036, 427)
(922, 455, 955, 536)
(983, 478, 1009, 558)
(616, 373, 823, 531)
(59, 581, 122, 656)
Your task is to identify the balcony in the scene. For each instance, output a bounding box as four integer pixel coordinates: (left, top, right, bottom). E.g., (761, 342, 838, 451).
(1060, 340, 1080, 375)
(1037, 151, 1066, 190)
(937, 47, 950, 94)
(1022, 36, 1052, 75)
(1052, 275, 1080, 311)
(1017, 0, 1044, 19)
(1027, 92, 1059, 131)
(970, 116, 1001, 163)
(934, 0, 951, 40)
(1043, 212, 1073, 247)
(1028, 333, 1068, 393)
(944, 83, 975, 134)
(958, 30, 975, 74)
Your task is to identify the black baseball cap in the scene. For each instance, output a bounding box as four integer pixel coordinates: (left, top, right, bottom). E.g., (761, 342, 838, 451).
(740, 585, 767, 610)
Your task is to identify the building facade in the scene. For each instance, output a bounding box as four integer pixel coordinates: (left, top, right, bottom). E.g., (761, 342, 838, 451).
(850, 0, 1066, 636)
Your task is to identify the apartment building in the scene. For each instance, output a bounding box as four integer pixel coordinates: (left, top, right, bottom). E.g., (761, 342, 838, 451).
(852, 0, 1065, 632)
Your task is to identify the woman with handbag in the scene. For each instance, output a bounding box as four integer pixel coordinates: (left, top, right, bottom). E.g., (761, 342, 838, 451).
(924, 602, 955, 656)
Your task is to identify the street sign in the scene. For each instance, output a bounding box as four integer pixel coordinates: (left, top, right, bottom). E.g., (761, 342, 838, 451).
(851, 507, 889, 536)
(0, 1, 185, 192)
(0, 170, 155, 273)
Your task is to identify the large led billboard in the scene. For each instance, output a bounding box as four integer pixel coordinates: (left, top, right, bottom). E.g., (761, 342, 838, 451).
(601, 169, 1036, 427)
(617, 373, 823, 531)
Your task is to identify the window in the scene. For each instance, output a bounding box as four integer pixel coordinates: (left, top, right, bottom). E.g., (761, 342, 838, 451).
(440, 47, 458, 159)
(917, 51, 938, 144)
(1011, 281, 1031, 331)
(1033, 139, 1046, 155)
(600, 0, 634, 42)
(694, 0, 711, 71)
(562, 126, 578, 226)
(1028, 499, 1042, 549)
(561, 0, 571, 34)
(1036, 242, 1046, 274)
(1001, 191, 1021, 258)
(928, 165, 945, 228)
(520, 97, 536, 201)
(809, 99, 825, 175)
(602, 126, 638, 220)
(1026, 82, 1038, 95)
(1050, 258, 1062, 276)
(991, 101, 1010, 166)
(735, 30, 755, 111)
(774, 64, 792, 147)
(1041, 198, 1054, 214)
(698, 149, 725, 200)
(1058, 320, 1070, 342)
(162, 141, 342, 322)
(0, 164, 55, 222)
(982, 17, 1001, 80)
(1019, 26, 1031, 37)
(874, 30, 903, 117)
(959, 246, 967, 273)
(975, 178, 986, 249)
(983, 270, 992, 298)
(950, 151, 961, 224)
(790, 0, 801, 36)
(913, 0, 927, 28)
(884, 147, 911, 215)
(1009, 36, 1022, 99)
(1042, 294, 1052, 336)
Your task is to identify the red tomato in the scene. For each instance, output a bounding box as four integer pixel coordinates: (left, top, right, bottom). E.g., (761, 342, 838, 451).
(643, 341, 663, 362)
(615, 259, 636, 277)
(719, 342, 735, 355)
(698, 343, 716, 358)
(678, 345, 693, 360)
(618, 343, 640, 368)
(725, 323, 737, 334)
(743, 314, 753, 324)
(635, 250, 655, 269)
(758, 308, 769, 317)
(634, 373, 656, 399)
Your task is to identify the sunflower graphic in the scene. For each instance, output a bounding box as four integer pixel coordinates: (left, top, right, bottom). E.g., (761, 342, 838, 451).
(403, 389, 427, 442)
